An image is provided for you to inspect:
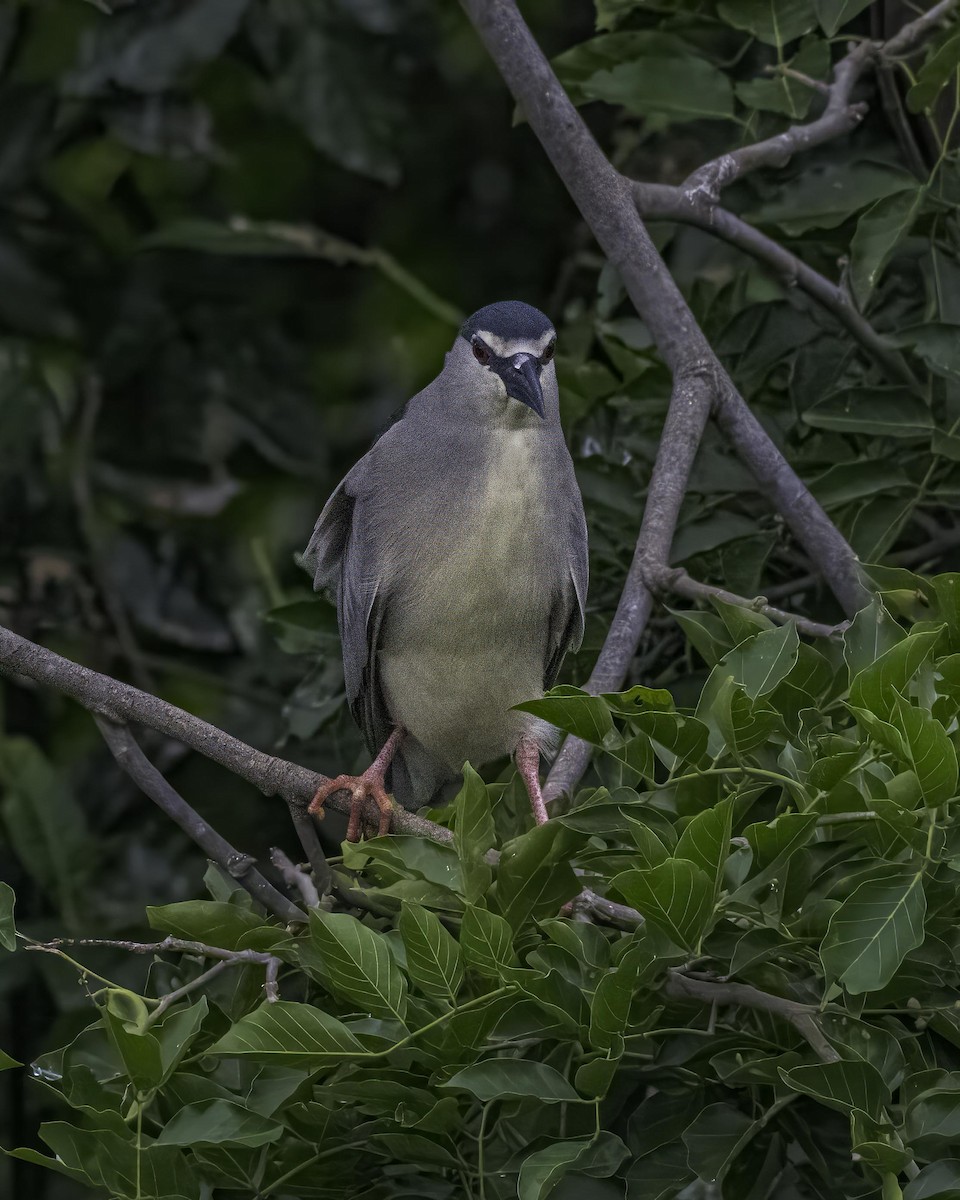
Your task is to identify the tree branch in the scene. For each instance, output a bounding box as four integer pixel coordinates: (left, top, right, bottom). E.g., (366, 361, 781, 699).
(270, 846, 321, 909)
(29, 935, 285, 1004)
(545, 367, 715, 803)
(463, 0, 866, 621)
(664, 969, 840, 1063)
(632, 182, 917, 386)
(646, 565, 847, 638)
(0, 622, 450, 844)
(681, 0, 958, 199)
(94, 717, 306, 925)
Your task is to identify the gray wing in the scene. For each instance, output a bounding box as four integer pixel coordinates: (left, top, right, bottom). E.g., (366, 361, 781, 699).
(302, 464, 391, 755)
(543, 481, 588, 690)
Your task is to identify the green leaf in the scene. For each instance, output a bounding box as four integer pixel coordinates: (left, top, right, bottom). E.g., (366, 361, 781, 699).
(932, 574, 960, 647)
(889, 692, 958, 807)
(156, 1099, 283, 1148)
(581, 56, 735, 123)
(900, 324, 960, 380)
(749, 162, 915, 234)
(514, 686, 614, 744)
(721, 622, 799, 698)
(398, 902, 463, 1003)
(0, 736, 94, 925)
(907, 28, 960, 112)
(496, 822, 579, 931)
(518, 1133, 628, 1199)
(848, 627, 942, 718)
(612, 860, 714, 950)
(207, 1001, 366, 1065)
(440, 1059, 579, 1102)
(601, 684, 674, 714)
(453, 764, 495, 903)
(803, 389, 932, 437)
(820, 868, 926, 994)
(553, 31, 698, 105)
(38, 1123, 199, 1200)
(815, 0, 875, 36)
(844, 597, 906, 679)
(459, 904, 516, 978)
(735, 37, 828, 116)
(276, 24, 401, 184)
(146, 901, 285, 951)
(0, 881, 15, 952)
(904, 1160, 960, 1199)
(681, 1101, 755, 1182)
(675, 797, 733, 895)
(732, 812, 819, 900)
(589, 939, 657, 1051)
(850, 188, 927, 307)
(301, 910, 407, 1021)
(780, 1059, 888, 1117)
(718, 0, 817, 45)
(0, 1047, 21, 1071)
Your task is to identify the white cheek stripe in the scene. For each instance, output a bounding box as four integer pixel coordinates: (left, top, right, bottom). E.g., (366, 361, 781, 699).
(476, 329, 555, 358)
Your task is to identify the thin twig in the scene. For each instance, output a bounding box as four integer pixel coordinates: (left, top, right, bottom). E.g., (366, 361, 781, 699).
(664, 970, 840, 1062)
(270, 846, 321, 909)
(632, 182, 917, 386)
(95, 717, 307, 925)
(681, 0, 959, 199)
(31, 935, 285, 1003)
(647, 566, 848, 638)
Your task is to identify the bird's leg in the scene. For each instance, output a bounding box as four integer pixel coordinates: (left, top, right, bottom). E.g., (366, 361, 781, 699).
(309, 727, 405, 841)
(516, 736, 549, 825)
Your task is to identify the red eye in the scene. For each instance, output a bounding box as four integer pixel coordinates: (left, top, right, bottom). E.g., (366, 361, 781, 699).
(472, 337, 491, 365)
(542, 338, 556, 364)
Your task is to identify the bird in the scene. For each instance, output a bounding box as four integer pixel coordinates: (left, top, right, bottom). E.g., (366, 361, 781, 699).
(302, 300, 588, 840)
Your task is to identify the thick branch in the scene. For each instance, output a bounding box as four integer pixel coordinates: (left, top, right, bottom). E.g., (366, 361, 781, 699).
(95, 717, 306, 925)
(545, 368, 715, 802)
(665, 970, 840, 1063)
(463, 1, 866, 620)
(633, 182, 917, 386)
(0, 622, 450, 844)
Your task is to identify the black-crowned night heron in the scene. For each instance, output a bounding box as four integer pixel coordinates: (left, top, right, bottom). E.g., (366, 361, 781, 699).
(303, 301, 587, 839)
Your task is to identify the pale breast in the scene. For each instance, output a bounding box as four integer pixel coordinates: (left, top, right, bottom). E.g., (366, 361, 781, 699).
(379, 427, 552, 767)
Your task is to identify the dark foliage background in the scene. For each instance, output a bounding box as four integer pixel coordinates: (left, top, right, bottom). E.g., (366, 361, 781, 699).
(1, 0, 959, 1197)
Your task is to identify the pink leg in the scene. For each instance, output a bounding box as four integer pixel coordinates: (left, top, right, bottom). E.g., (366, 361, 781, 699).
(516, 736, 549, 825)
(309, 727, 405, 841)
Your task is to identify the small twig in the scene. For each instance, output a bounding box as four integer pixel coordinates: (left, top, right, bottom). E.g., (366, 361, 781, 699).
(883, 0, 959, 57)
(148, 959, 232, 1022)
(763, 63, 831, 96)
(95, 717, 307, 925)
(817, 811, 878, 825)
(32, 935, 285, 1003)
(578, 888, 644, 930)
(681, 0, 959, 199)
(270, 846, 321, 909)
(632, 182, 918, 387)
(645, 564, 847, 638)
(288, 807, 334, 897)
(665, 970, 840, 1062)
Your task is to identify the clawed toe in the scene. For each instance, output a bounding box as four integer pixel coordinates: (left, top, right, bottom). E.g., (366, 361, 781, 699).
(308, 773, 395, 842)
